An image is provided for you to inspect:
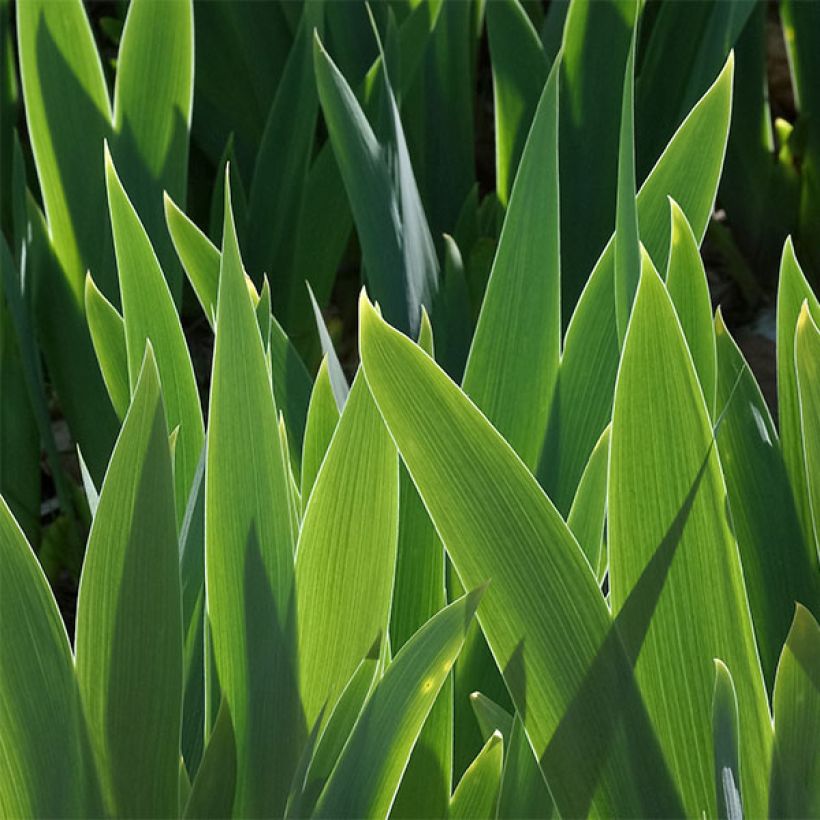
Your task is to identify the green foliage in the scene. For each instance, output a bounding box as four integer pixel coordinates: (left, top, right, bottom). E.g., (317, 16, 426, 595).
(2, 2, 819, 818)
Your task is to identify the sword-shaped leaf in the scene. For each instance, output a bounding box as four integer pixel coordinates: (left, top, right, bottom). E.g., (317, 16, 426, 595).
(768, 604, 820, 818)
(359, 291, 682, 816)
(112, 0, 193, 303)
(539, 53, 734, 514)
(295, 372, 398, 729)
(463, 57, 559, 469)
(313, 589, 483, 819)
(74, 348, 181, 817)
(0, 497, 102, 817)
(609, 263, 770, 816)
(448, 732, 503, 820)
(666, 200, 717, 415)
(712, 660, 743, 820)
(714, 310, 817, 688)
(205, 182, 300, 816)
(105, 147, 203, 522)
(301, 357, 341, 507)
(778, 241, 820, 558)
(796, 303, 820, 548)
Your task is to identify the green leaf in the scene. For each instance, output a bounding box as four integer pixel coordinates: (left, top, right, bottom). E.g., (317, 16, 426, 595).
(401, 0, 476, 243)
(713, 309, 817, 688)
(796, 302, 820, 549)
(539, 52, 734, 514)
(246, 2, 323, 302)
(164, 192, 312, 464)
(84, 273, 129, 421)
(390, 318, 452, 820)
(313, 589, 483, 819)
(105, 146, 203, 521)
(16, 0, 112, 301)
(286, 649, 379, 819)
(300, 357, 340, 507)
(74, 347, 182, 817)
(559, 0, 638, 313)
(112, 0, 193, 303)
(0, 496, 102, 817)
(777, 239, 820, 559)
(295, 371, 398, 729)
(609, 263, 770, 816)
(191, 1, 291, 175)
(614, 32, 639, 347)
(768, 604, 820, 818)
(183, 699, 237, 820)
(666, 199, 717, 415)
(638, 54, 734, 269)
(712, 660, 743, 820)
(497, 715, 555, 820)
(486, 0, 548, 207)
(308, 283, 349, 411)
(636, 1, 753, 179)
(567, 424, 610, 580)
(448, 731, 503, 820)
(463, 58, 559, 469)
(359, 292, 682, 817)
(205, 181, 301, 816)
(314, 32, 438, 336)
(780, 0, 820, 290)
(17, 0, 118, 480)
(165, 193, 218, 323)
(470, 691, 514, 743)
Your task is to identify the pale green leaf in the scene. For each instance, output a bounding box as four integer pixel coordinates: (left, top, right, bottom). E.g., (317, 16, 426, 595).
(796, 303, 820, 551)
(164, 192, 311, 464)
(359, 292, 682, 817)
(469, 692, 513, 743)
(463, 57, 559, 469)
(778, 240, 820, 559)
(296, 372, 398, 729)
(567, 424, 610, 580)
(105, 146, 203, 522)
(205, 182, 300, 816)
(448, 732, 503, 820)
(112, 0, 193, 303)
(666, 199, 717, 415)
(300, 358, 340, 507)
(768, 604, 820, 818)
(313, 589, 483, 819)
(84, 273, 129, 421)
(539, 53, 734, 514)
(609, 263, 770, 816)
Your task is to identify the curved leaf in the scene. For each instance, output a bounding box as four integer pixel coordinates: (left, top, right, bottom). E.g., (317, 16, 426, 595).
(359, 292, 682, 816)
